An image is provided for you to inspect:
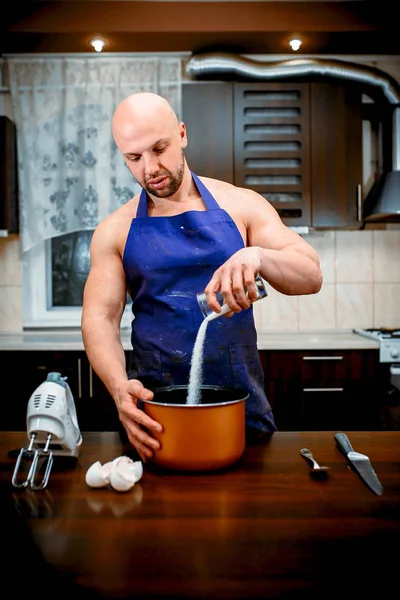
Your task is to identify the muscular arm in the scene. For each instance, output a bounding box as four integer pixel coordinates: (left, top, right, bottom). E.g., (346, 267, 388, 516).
(204, 186, 323, 312)
(81, 220, 129, 394)
(81, 218, 162, 461)
(248, 191, 323, 295)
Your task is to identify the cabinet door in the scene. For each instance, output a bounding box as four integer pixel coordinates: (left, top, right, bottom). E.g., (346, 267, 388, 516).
(85, 361, 121, 432)
(182, 82, 234, 182)
(80, 351, 133, 432)
(310, 82, 363, 228)
(234, 82, 312, 226)
(260, 351, 302, 431)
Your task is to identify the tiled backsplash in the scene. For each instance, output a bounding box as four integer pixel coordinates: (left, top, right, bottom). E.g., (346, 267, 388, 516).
(1, 229, 399, 333)
(252, 229, 400, 331)
(0, 234, 23, 331)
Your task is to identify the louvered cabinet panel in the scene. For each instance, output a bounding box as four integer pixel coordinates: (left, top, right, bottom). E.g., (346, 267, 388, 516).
(234, 82, 312, 226)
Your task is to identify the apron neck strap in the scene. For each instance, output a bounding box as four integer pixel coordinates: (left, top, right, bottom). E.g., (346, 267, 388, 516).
(137, 188, 149, 217)
(190, 172, 220, 210)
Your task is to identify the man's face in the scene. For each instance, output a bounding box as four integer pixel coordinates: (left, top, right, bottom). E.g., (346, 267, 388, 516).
(138, 146, 186, 199)
(121, 121, 188, 198)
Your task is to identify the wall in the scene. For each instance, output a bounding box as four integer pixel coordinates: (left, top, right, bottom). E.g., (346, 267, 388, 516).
(1, 55, 400, 333)
(0, 234, 22, 331)
(253, 229, 400, 331)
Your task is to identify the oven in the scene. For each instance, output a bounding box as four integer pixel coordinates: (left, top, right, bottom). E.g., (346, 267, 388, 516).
(354, 328, 400, 430)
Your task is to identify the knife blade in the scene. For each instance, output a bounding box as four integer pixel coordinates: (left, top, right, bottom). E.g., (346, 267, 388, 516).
(334, 432, 384, 496)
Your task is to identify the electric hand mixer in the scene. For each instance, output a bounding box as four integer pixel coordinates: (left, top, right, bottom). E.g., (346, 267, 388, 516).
(12, 372, 82, 490)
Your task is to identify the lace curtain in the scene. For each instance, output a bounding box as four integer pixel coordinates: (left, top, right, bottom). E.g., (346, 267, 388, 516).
(7, 56, 182, 252)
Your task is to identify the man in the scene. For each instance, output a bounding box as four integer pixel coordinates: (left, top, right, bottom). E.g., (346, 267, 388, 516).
(81, 92, 323, 462)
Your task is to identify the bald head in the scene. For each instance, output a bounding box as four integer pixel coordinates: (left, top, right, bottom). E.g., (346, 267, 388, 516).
(112, 92, 188, 198)
(114, 92, 178, 119)
(112, 92, 180, 150)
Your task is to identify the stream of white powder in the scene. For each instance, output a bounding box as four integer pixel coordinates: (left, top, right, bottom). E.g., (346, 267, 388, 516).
(186, 315, 212, 405)
(186, 284, 265, 403)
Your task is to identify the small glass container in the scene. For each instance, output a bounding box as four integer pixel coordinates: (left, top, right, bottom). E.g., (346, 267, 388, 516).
(196, 272, 268, 320)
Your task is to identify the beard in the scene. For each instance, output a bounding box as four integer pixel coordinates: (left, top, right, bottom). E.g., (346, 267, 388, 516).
(143, 150, 186, 198)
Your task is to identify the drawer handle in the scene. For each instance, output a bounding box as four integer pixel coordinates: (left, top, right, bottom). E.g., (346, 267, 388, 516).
(302, 356, 343, 361)
(303, 387, 344, 392)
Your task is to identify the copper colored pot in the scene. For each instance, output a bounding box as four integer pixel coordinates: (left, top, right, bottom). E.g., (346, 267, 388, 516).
(141, 385, 249, 472)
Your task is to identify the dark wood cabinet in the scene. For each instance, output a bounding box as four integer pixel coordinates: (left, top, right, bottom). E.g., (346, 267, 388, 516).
(260, 349, 381, 431)
(0, 350, 126, 432)
(310, 82, 363, 228)
(182, 80, 363, 229)
(2, 347, 381, 433)
(182, 82, 234, 182)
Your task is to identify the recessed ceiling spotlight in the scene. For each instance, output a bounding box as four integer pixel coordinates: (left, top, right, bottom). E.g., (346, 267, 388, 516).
(289, 38, 302, 52)
(90, 38, 106, 53)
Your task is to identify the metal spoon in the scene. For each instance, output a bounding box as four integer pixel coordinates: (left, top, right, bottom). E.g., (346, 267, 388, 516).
(300, 448, 330, 474)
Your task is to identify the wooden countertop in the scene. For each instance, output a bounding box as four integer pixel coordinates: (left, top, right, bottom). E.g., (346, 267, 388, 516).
(2, 430, 399, 599)
(0, 329, 379, 351)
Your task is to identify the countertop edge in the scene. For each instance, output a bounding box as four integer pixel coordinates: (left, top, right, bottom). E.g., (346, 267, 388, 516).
(0, 330, 380, 351)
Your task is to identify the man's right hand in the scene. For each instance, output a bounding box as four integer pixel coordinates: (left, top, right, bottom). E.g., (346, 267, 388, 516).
(113, 379, 163, 462)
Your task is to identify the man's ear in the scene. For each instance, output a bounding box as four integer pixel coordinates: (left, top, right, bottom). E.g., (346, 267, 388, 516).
(180, 122, 188, 148)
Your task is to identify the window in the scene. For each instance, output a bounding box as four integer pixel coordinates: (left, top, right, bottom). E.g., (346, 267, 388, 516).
(52, 230, 93, 307)
(23, 232, 132, 329)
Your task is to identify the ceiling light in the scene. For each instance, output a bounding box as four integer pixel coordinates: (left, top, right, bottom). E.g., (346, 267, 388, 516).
(90, 38, 106, 53)
(289, 38, 302, 52)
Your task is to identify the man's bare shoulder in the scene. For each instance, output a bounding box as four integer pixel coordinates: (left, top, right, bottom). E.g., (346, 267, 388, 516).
(91, 194, 140, 252)
(96, 195, 139, 229)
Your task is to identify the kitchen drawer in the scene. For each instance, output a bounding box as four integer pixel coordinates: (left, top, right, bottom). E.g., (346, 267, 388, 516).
(299, 350, 373, 380)
(300, 384, 378, 431)
(260, 349, 381, 431)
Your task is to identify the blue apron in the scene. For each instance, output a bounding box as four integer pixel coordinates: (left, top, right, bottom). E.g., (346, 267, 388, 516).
(122, 172, 276, 433)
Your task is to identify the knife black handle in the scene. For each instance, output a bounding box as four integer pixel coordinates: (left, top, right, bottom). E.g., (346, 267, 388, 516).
(334, 432, 354, 456)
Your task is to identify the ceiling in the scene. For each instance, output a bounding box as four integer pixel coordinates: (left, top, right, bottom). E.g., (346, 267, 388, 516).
(1, 1, 398, 57)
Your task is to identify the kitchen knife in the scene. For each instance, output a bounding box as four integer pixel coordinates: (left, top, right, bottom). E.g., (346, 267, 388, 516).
(334, 432, 384, 496)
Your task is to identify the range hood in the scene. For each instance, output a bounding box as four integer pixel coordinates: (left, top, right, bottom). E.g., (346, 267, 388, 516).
(363, 170, 400, 222)
(185, 54, 400, 223)
(363, 107, 400, 222)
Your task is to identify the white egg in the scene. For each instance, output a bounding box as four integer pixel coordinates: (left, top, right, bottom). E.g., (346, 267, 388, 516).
(129, 460, 143, 481)
(85, 460, 113, 488)
(109, 455, 143, 492)
(131, 459, 143, 482)
(102, 461, 114, 476)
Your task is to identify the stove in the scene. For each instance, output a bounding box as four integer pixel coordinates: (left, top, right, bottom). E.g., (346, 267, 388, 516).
(354, 328, 400, 362)
(354, 328, 400, 430)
